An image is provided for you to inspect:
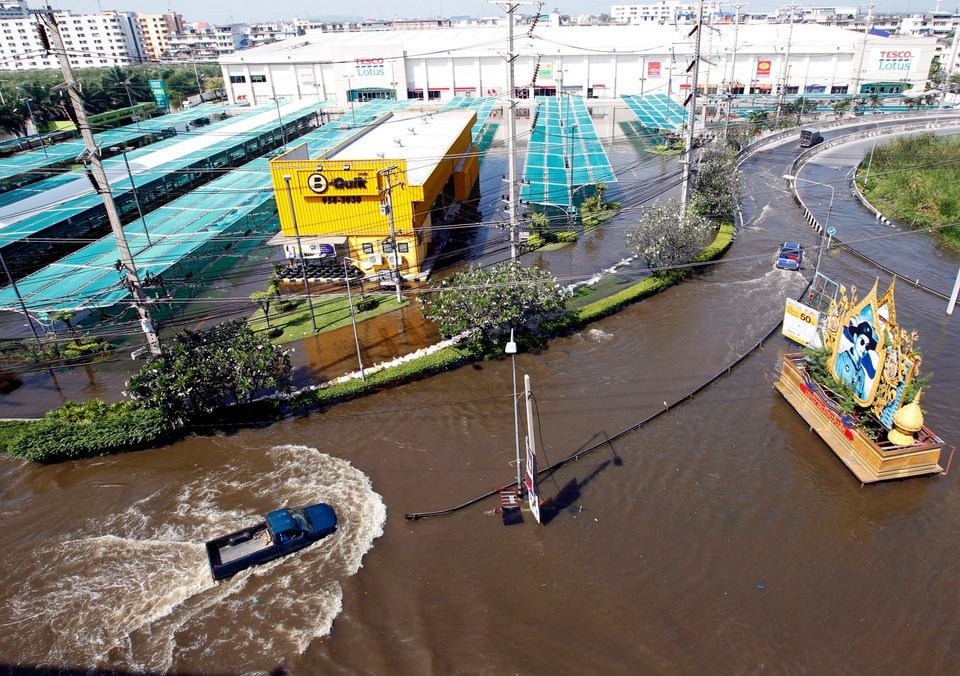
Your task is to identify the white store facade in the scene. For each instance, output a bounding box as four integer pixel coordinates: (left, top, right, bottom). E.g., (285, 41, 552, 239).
(219, 24, 939, 107)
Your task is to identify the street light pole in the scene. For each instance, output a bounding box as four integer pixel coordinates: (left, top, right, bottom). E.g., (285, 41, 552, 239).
(783, 173, 834, 280)
(342, 256, 366, 380)
(0, 248, 41, 344)
(111, 146, 151, 246)
(273, 97, 287, 150)
(863, 120, 880, 188)
(505, 328, 523, 496)
(20, 98, 48, 159)
(342, 74, 355, 126)
(282, 174, 318, 333)
(122, 81, 140, 130)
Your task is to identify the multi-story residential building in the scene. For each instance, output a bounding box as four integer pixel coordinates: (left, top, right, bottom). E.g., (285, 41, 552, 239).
(165, 22, 246, 62)
(0, 0, 27, 20)
(240, 22, 300, 50)
(139, 11, 185, 61)
(611, 2, 684, 25)
(0, 6, 147, 71)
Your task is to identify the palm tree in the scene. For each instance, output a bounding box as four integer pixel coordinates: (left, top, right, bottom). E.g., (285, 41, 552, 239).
(0, 102, 27, 137)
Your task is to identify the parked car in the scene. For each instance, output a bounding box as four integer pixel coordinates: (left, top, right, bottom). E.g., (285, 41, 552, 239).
(775, 242, 803, 271)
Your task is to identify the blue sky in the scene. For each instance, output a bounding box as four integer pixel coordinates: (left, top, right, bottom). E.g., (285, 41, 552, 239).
(42, 0, 933, 25)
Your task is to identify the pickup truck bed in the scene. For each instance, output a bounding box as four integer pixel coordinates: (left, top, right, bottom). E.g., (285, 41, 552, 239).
(214, 524, 274, 565)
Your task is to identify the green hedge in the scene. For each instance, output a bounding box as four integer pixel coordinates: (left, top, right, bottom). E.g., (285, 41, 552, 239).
(541, 222, 734, 335)
(287, 345, 470, 411)
(4, 401, 175, 463)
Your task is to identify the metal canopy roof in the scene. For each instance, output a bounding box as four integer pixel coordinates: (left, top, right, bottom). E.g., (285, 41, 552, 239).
(620, 93, 689, 132)
(0, 103, 250, 187)
(0, 119, 357, 314)
(0, 100, 328, 246)
(520, 95, 617, 208)
(443, 96, 500, 144)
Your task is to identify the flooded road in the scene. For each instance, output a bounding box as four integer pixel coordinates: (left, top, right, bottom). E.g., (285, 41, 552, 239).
(1, 126, 960, 674)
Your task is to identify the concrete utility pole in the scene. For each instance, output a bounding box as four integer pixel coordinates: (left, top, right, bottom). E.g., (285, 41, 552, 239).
(493, 1, 526, 261)
(723, 3, 746, 142)
(680, 0, 705, 210)
(378, 166, 403, 303)
(850, 4, 876, 117)
(34, 6, 161, 356)
(774, 4, 799, 127)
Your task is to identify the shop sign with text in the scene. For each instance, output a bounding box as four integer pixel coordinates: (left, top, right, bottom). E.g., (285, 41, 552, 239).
(353, 57, 386, 77)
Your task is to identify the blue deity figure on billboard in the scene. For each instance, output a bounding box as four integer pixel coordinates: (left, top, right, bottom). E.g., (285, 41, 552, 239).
(834, 314, 880, 402)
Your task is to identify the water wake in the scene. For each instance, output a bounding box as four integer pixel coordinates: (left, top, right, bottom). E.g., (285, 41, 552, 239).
(1, 445, 386, 673)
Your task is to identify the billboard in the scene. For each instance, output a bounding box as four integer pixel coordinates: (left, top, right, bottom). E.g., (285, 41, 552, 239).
(647, 61, 661, 77)
(756, 60, 772, 77)
(148, 79, 169, 109)
(782, 298, 822, 349)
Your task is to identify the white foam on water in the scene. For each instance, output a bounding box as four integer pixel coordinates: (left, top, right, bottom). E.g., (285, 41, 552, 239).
(2, 445, 386, 673)
(587, 328, 614, 342)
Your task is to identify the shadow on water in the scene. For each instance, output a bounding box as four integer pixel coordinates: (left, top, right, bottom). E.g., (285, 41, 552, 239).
(538, 459, 614, 525)
(536, 430, 624, 525)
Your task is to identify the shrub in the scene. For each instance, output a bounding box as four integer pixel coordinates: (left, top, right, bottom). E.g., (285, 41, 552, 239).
(5, 400, 175, 463)
(355, 296, 379, 312)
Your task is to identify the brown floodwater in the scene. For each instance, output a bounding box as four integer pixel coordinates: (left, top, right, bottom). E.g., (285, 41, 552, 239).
(1, 125, 959, 675)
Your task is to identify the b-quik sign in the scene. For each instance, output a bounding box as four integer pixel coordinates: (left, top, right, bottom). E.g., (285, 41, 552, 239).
(783, 298, 822, 349)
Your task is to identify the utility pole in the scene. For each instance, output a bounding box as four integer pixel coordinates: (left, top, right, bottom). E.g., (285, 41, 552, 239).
(940, 29, 960, 110)
(493, 1, 525, 261)
(680, 0, 705, 210)
(378, 166, 403, 303)
(34, 6, 161, 356)
(775, 4, 799, 127)
(850, 4, 876, 117)
(723, 3, 745, 142)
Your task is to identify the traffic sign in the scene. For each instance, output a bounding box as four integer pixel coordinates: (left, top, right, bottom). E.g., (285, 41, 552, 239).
(826, 227, 836, 236)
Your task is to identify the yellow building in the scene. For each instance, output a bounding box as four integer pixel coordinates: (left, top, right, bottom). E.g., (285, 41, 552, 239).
(268, 109, 479, 282)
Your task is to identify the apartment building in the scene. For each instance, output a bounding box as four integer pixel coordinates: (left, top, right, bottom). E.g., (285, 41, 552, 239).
(139, 12, 185, 61)
(0, 5, 146, 71)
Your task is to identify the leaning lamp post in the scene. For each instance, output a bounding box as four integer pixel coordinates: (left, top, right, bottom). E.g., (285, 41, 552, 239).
(783, 173, 834, 280)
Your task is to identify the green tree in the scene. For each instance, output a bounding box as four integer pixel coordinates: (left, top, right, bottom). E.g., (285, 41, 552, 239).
(127, 318, 292, 424)
(691, 145, 744, 218)
(625, 198, 711, 270)
(831, 99, 852, 117)
(251, 291, 274, 328)
(419, 261, 568, 341)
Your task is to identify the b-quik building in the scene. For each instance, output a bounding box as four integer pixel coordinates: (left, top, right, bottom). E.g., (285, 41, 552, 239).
(268, 108, 478, 283)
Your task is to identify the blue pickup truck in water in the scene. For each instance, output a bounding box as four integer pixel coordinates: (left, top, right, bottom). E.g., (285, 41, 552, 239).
(205, 503, 337, 581)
